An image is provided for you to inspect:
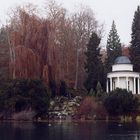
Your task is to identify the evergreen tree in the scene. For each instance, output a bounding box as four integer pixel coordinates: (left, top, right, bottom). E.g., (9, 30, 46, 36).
(96, 81, 103, 97)
(130, 6, 140, 72)
(105, 21, 122, 72)
(84, 32, 103, 92)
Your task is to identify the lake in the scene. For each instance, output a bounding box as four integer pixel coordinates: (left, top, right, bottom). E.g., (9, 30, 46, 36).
(0, 121, 140, 140)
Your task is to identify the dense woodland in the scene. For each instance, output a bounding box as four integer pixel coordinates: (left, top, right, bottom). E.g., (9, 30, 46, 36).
(0, 1, 103, 93)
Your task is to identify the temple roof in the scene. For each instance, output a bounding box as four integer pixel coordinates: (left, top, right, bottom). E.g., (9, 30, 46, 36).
(114, 56, 131, 64)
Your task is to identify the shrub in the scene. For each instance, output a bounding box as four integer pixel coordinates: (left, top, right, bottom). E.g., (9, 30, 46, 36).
(104, 88, 139, 116)
(12, 110, 36, 121)
(0, 79, 50, 118)
(78, 96, 107, 119)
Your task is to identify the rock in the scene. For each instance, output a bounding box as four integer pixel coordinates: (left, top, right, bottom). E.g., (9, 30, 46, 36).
(50, 100, 55, 106)
(48, 96, 83, 120)
(54, 106, 60, 111)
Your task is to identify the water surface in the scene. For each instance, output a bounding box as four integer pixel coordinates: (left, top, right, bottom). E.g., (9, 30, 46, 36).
(0, 121, 140, 140)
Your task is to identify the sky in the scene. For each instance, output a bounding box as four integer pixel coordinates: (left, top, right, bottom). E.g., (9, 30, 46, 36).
(0, 0, 139, 45)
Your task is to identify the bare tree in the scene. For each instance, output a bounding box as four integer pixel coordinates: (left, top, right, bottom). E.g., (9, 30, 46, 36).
(71, 6, 99, 89)
(7, 4, 49, 80)
(3, 0, 103, 92)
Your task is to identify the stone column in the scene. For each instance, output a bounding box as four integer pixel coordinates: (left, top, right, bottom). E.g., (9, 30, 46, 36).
(106, 78, 109, 93)
(126, 77, 128, 91)
(134, 77, 136, 94)
(117, 77, 120, 88)
(110, 77, 112, 91)
(138, 78, 140, 94)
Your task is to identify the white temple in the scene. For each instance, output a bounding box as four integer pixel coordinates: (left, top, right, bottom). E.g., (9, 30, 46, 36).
(106, 56, 140, 94)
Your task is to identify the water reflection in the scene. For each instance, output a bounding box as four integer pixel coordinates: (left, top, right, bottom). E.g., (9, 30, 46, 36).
(0, 121, 140, 140)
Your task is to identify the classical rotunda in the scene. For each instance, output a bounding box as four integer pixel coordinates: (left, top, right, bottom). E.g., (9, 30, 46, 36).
(106, 56, 140, 94)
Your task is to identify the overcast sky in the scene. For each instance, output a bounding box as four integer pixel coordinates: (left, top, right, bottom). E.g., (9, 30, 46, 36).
(0, 0, 139, 45)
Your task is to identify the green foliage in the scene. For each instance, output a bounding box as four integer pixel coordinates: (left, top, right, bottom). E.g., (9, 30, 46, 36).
(130, 6, 140, 72)
(104, 88, 139, 116)
(105, 21, 122, 73)
(96, 81, 104, 97)
(89, 88, 95, 96)
(84, 32, 104, 93)
(0, 79, 50, 117)
(89, 82, 104, 98)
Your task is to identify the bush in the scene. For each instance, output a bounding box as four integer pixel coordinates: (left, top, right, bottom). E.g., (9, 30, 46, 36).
(78, 96, 107, 119)
(0, 79, 50, 118)
(67, 88, 87, 97)
(104, 88, 139, 116)
(12, 110, 36, 121)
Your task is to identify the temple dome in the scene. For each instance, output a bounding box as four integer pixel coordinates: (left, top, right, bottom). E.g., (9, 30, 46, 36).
(114, 56, 131, 64)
